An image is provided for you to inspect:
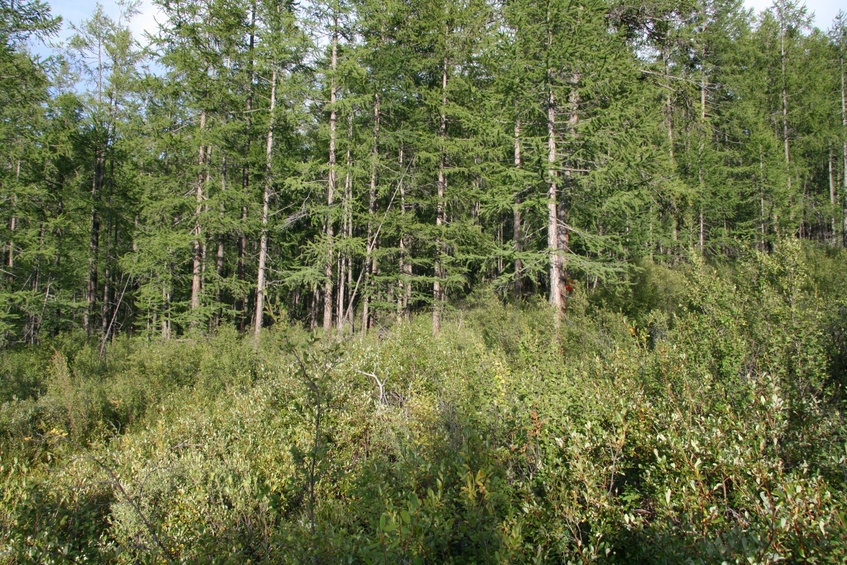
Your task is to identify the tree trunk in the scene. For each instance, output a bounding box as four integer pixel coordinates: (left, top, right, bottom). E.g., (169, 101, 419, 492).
(238, 3, 257, 331)
(665, 47, 674, 161)
(756, 153, 766, 250)
(191, 110, 207, 319)
(433, 55, 448, 335)
(841, 43, 847, 247)
(513, 118, 523, 298)
(213, 155, 226, 328)
(7, 160, 19, 273)
(338, 112, 354, 331)
(399, 146, 411, 321)
(781, 26, 792, 194)
(364, 93, 380, 332)
(699, 61, 707, 252)
(254, 67, 276, 337)
(547, 83, 562, 316)
(85, 147, 103, 335)
(830, 148, 837, 245)
(324, 25, 338, 332)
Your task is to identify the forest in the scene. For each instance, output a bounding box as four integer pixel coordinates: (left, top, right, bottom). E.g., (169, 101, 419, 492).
(2, 0, 847, 561)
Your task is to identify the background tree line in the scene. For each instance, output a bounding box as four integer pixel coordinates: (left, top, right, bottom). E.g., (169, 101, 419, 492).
(2, 0, 847, 343)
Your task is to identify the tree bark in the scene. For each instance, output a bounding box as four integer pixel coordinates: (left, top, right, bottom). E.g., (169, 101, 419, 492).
(191, 110, 207, 319)
(841, 41, 847, 247)
(547, 85, 562, 316)
(364, 93, 380, 332)
(324, 24, 338, 332)
(338, 112, 354, 331)
(399, 146, 411, 321)
(7, 160, 19, 273)
(433, 55, 448, 335)
(85, 147, 103, 335)
(513, 118, 523, 298)
(830, 148, 837, 245)
(238, 2, 257, 331)
(781, 23, 792, 194)
(254, 67, 276, 337)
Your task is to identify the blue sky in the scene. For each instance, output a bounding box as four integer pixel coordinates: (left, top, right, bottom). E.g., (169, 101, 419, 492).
(30, 0, 847, 59)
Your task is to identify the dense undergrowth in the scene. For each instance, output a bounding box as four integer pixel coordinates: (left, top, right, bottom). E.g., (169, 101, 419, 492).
(2, 240, 847, 563)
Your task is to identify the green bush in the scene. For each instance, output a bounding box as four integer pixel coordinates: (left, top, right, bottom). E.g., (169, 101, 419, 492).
(2, 244, 846, 563)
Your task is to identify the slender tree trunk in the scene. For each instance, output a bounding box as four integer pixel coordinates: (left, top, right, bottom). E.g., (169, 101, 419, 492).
(324, 25, 338, 332)
(759, 153, 766, 251)
(547, 83, 561, 315)
(254, 67, 276, 337)
(101, 263, 111, 336)
(191, 110, 207, 318)
(699, 62, 707, 252)
(841, 43, 847, 248)
(559, 72, 579, 301)
(399, 146, 411, 321)
(7, 160, 19, 272)
(665, 47, 674, 161)
(7, 214, 14, 271)
(85, 148, 103, 335)
(364, 93, 380, 332)
(162, 281, 170, 339)
(212, 155, 226, 328)
(238, 3, 257, 331)
(781, 27, 792, 194)
(513, 118, 523, 298)
(338, 112, 354, 331)
(830, 148, 837, 245)
(309, 284, 319, 331)
(433, 55, 448, 335)
(545, 3, 562, 319)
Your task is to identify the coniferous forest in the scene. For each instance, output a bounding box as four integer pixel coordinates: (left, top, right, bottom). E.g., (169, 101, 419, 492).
(3, 0, 847, 562)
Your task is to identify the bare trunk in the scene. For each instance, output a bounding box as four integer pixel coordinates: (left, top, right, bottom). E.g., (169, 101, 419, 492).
(547, 84, 561, 315)
(513, 119, 523, 298)
(7, 160, 19, 272)
(162, 282, 170, 339)
(756, 154, 765, 250)
(699, 63, 707, 252)
(101, 264, 110, 336)
(665, 47, 674, 160)
(238, 3, 257, 331)
(254, 67, 277, 336)
(85, 148, 103, 335)
(841, 44, 847, 247)
(364, 94, 380, 332)
(324, 27, 338, 332)
(559, 72, 579, 301)
(214, 156, 226, 328)
(399, 146, 411, 321)
(830, 149, 837, 245)
(338, 112, 354, 331)
(191, 110, 207, 318)
(433, 56, 448, 335)
(781, 28, 792, 194)
(7, 214, 14, 270)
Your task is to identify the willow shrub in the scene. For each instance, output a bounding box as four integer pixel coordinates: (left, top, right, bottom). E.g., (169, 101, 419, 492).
(2, 240, 846, 563)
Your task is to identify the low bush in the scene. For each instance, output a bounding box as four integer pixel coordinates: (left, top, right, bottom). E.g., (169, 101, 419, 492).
(1, 240, 846, 563)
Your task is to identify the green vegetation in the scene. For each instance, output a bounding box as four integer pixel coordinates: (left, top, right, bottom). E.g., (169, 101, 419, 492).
(2, 240, 846, 563)
(3, 0, 847, 560)
(4, 0, 847, 340)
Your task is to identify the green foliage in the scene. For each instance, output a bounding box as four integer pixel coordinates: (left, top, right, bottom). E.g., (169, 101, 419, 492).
(2, 248, 847, 562)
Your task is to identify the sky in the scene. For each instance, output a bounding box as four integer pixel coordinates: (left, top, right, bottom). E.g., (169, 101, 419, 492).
(28, 0, 847, 58)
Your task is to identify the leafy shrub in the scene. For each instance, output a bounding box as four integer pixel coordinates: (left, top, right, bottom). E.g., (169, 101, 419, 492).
(2, 244, 846, 563)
